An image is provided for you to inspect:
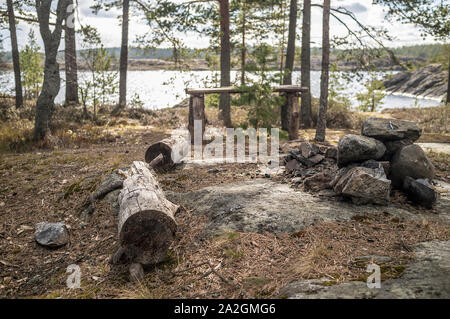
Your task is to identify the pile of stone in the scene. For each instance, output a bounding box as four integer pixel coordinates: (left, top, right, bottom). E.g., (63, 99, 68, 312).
(332, 117, 436, 207)
(282, 142, 338, 191)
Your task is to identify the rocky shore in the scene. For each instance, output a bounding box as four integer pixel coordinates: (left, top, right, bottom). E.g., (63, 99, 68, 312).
(383, 64, 448, 101)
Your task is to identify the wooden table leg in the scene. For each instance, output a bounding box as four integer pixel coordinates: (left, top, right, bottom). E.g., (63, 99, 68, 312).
(188, 94, 206, 144)
(287, 92, 299, 140)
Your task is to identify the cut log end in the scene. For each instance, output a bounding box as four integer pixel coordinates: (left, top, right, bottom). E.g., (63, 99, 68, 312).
(145, 136, 189, 168)
(120, 210, 176, 265)
(117, 161, 178, 266)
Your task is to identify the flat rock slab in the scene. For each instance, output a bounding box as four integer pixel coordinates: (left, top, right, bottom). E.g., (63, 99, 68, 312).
(278, 241, 450, 299)
(167, 179, 450, 236)
(361, 117, 422, 142)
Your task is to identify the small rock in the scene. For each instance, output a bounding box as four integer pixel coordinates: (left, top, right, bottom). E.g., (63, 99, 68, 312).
(325, 147, 338, 160)
(361, 117, 422, 142)
(403, 176, 437, 208)
(390, 144, 435, 188)
(129, 263, 145, 283)
(299, 143, 320, 159)
(291, 177, 303, 184)
(308, 154, 325, 166)
(303, 172, 333, 192)
(34, 222, 69, 248)
(337, 134, 386, 167)
(285, 159, 300, 173)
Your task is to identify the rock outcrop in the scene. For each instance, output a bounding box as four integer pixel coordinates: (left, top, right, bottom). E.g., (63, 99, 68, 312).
(278, 241, 450, 299)
(383, 64, 448, 101)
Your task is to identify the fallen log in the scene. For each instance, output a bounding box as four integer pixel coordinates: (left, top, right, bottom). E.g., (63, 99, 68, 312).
(115, 161, 179, 266)
(145, 135, 189, 169)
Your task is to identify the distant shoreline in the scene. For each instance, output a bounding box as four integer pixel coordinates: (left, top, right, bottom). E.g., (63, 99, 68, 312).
(0, 57, 408, 73)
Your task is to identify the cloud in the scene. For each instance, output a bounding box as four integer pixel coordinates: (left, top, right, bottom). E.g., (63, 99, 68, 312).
(340, 3, 368, 13)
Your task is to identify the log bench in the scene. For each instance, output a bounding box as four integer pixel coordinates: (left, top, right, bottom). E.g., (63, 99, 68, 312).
(186, 86, 240, 144)
(274, 85, 309, 140)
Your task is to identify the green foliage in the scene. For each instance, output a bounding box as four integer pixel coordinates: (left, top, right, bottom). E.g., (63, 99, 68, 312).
(205, 93, 219, 109)
(374, 0, 450, 40)
(19, 30, 43, 99)
(129, 93, 144, 109)
(356, 78, 386, 112)
(78, 26, 119, 119)
(428, 44, 450, 69)
(237, 44, 283, 129)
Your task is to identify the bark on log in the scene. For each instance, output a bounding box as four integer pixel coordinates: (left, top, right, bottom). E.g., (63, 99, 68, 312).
(145, 136, 189, 168)
(117, 161, 178, 265)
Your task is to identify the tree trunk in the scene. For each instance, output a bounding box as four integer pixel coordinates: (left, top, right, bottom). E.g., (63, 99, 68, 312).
(117, 161, 178, 266)
(119, 0, 129, 108)
(7, 0, 23, 108)
(281, 0, 298, 131)
(315, 0, 330, 142)
(447, 56, 449, 104)
(219, 0, 232, 127)
(34, 0, 70, 141)
(240, 1, 246, 86)
(279, 0, 286, 82)
(64, 0, 79, 105)
(145, 135, 189, 168)
(301, 0, 312, 128)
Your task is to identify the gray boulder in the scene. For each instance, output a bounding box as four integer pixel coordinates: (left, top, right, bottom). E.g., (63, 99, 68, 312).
(403, 177, 437, 209)
(337, 134, 386, 167)
(361, 117, 422, 142)
(333, 166, 391, 205)
(390, 144, 435, 188)
(35, 222, 69, 248)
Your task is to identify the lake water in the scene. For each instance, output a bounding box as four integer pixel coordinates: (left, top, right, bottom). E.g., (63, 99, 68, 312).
(0, 70, 442, 110)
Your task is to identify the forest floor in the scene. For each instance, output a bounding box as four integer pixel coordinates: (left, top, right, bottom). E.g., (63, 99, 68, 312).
(0, 101, 449, 298)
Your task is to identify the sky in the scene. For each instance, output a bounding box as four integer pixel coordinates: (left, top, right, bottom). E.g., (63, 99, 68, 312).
(0, 0, 444, 52)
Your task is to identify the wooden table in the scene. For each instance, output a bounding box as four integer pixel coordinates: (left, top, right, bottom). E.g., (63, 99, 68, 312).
(185, 87, 240, 144)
